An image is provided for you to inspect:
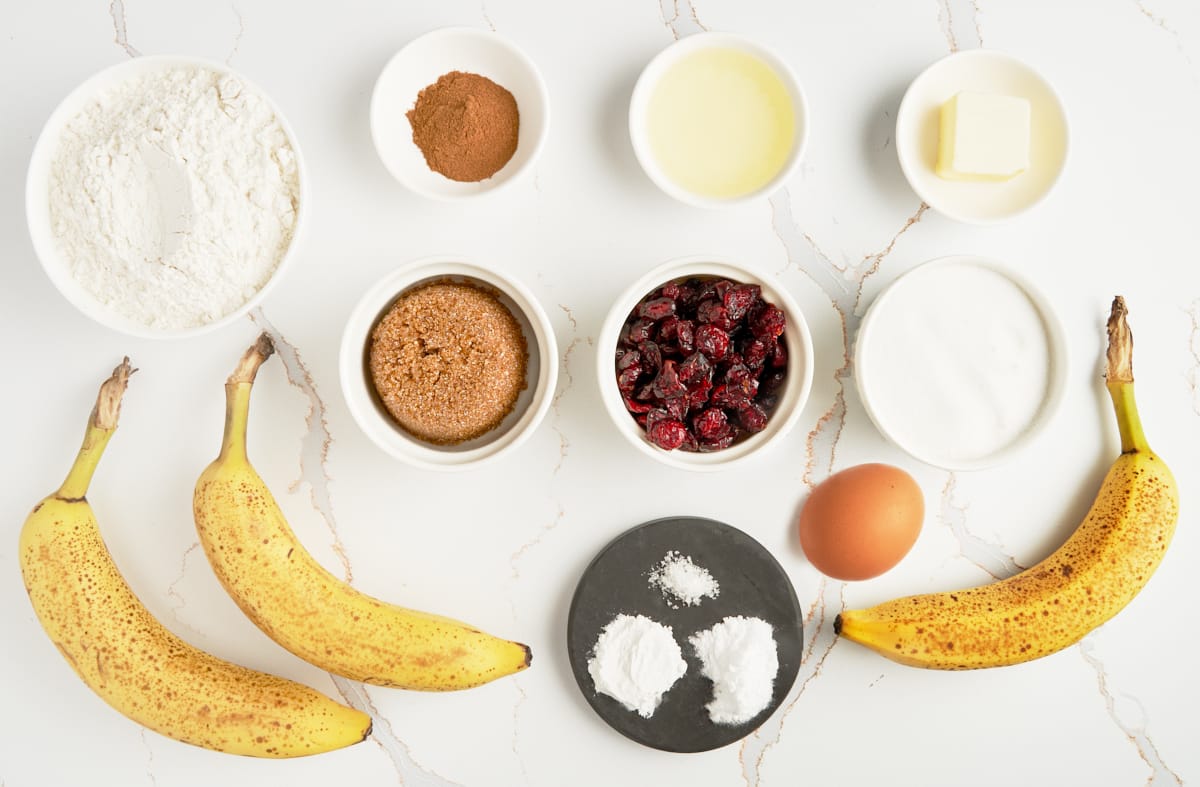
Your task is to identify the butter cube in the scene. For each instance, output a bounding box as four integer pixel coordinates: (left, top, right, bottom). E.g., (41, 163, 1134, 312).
(936, 91, 1031, 182)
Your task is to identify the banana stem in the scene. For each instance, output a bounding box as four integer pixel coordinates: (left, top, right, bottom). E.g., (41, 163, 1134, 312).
(219, 334, 275, 461)
(58, 359, 135, 500)
(1104, 296, 1150, 455)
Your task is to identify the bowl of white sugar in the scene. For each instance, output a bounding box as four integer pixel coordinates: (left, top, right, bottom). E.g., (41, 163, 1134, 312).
(26, 56, 306, 339)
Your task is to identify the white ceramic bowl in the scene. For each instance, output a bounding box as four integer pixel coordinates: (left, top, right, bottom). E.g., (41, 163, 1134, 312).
(854, 255, 1068, 471)
(597, 257, 814, 471)
(895, 50, 1069, 225)
(628, 32, 809, 208)
(371, 27, 549, 200)
(340, 258, 558, 471)
(25, 55, 307, 339)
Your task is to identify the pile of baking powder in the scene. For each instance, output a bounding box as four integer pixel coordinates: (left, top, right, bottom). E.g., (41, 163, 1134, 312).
(587, 614, 687, 718)
(49, 65, 300, 330)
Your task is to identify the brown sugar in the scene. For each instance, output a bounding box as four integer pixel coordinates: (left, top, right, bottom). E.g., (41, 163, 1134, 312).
(406, 71, 519, 182)
(369, 281, 528, 445)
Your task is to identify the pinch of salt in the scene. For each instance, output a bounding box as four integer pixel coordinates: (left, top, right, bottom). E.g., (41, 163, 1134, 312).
(649, 551, 720, 608)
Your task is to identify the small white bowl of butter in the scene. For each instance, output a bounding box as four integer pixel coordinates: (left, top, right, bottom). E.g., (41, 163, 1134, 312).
(895, 50, 1069, 224)
(629, 33, 809, 208)
(854, 255, 1068, 471)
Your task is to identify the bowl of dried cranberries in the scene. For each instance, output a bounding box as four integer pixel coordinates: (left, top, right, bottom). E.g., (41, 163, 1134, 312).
(597, 257, 814, 470)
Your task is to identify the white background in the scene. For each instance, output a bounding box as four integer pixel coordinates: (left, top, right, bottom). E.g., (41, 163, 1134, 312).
(2, 1, 1198, 785)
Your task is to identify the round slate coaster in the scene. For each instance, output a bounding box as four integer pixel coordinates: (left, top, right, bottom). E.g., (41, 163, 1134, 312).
(566, 516, 804, 753)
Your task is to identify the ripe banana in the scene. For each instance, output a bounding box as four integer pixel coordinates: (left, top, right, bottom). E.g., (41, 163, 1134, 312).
(19, 360, 371, 757)
(836, 296, 1178, 669)
(193, 334, 532, 690)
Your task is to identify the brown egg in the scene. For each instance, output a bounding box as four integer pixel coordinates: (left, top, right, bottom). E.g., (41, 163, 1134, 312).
(798, 463, 924, 581)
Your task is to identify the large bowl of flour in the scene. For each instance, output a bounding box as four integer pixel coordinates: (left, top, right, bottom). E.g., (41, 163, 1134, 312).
(26, 56, 306, 338)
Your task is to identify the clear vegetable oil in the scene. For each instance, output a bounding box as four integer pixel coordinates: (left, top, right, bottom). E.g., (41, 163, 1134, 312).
(647, 47, 796, 200)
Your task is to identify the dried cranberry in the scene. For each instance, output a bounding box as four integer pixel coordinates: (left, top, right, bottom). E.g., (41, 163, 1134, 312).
(623, 396, 653, 414)
(738, 403, 769, 433)
(651, 360, 687, 399)
(750, 303, 786, 340)
(760, 369, 786, 396)
(639, 297, 676, 321)
(698, 432, 736, 452)
(647, 419, 688, 450)
(658, 315, 680, 341)
(694, 325, 730, 362)
(616, 349, 640, 372)
(665, 396, 689, 422)
(627, 318, 655, 345)
(678, 352, 713, 386)
(645, 408, 670, 431)
(635, 383, 655, 401)
(692, 408, 729, 441)
(724, 363, 751, 384)
(676, 320, 696, 353)
(617, 363, 641, 394)
(770, 339, 788, 368)
(711, 378, 757, 409)
(638, 341, 662, 374)
(677, 280, 701, 308)
(659, 281, 683, 301)
(743, 338, 769, 370)
(687, 378, 713, 409)
(696, 300, 733, 331)
(723, 284, 761, 321)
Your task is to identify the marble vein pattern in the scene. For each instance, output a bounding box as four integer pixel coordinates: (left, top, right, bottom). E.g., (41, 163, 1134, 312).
(937, 0, 984, 52)
(109, 0, 140, 57)
(1079, 640, 1183, 786)
(332, 677, 462, 787)
(939, 473, 1026, 580)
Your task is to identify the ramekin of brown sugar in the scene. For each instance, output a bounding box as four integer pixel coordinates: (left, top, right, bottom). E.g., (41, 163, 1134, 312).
(340, 258, 558, 470)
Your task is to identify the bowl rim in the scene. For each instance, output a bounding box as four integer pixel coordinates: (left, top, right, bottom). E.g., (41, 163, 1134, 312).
(853, 253, 1069, 471)
(596, 255, 815, 471)
(24, 54, 308, 339)
(628, 31, 810, 209)
(369, 25, 550, 202)
(894, 49, 1070, 226)
(339, 256, 559, 471)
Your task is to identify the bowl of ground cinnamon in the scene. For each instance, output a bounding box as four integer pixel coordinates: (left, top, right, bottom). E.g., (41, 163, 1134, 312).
(371, 27, 549, 199)
(340, 258, 558, 470)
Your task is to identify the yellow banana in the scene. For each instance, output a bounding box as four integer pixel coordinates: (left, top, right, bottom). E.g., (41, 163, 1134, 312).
(19, 360, 371, 757)
(836, 296, 1178, 669)
(193, 334, 532, 690)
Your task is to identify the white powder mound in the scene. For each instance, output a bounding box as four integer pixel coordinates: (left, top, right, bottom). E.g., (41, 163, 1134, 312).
(649, 550, 720, 608)
(690, 615, 778, 725)
(49, 65, 300, 330)
(587, 614, 687, 718)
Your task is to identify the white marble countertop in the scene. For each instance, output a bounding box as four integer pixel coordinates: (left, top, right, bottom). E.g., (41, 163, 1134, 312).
(3, 1, 1198, 785)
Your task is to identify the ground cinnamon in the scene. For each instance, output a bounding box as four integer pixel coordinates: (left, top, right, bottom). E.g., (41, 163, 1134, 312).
(406, 71, 519, 183)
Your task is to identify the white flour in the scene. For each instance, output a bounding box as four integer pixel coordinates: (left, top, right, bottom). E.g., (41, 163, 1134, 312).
(690, 615, 778, 725)
(649, 551, 719, 608)
(587, 614, 687, 718)
(49, 65, 300, 330)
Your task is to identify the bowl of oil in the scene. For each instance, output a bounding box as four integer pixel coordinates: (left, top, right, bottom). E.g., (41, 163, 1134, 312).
(629, 32, 809, 208)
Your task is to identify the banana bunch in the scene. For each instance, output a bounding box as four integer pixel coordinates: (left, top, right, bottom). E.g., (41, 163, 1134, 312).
(18, 360, 371, 757)
(193, 334, 532, 690)
(837, 297, 1178, 669)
